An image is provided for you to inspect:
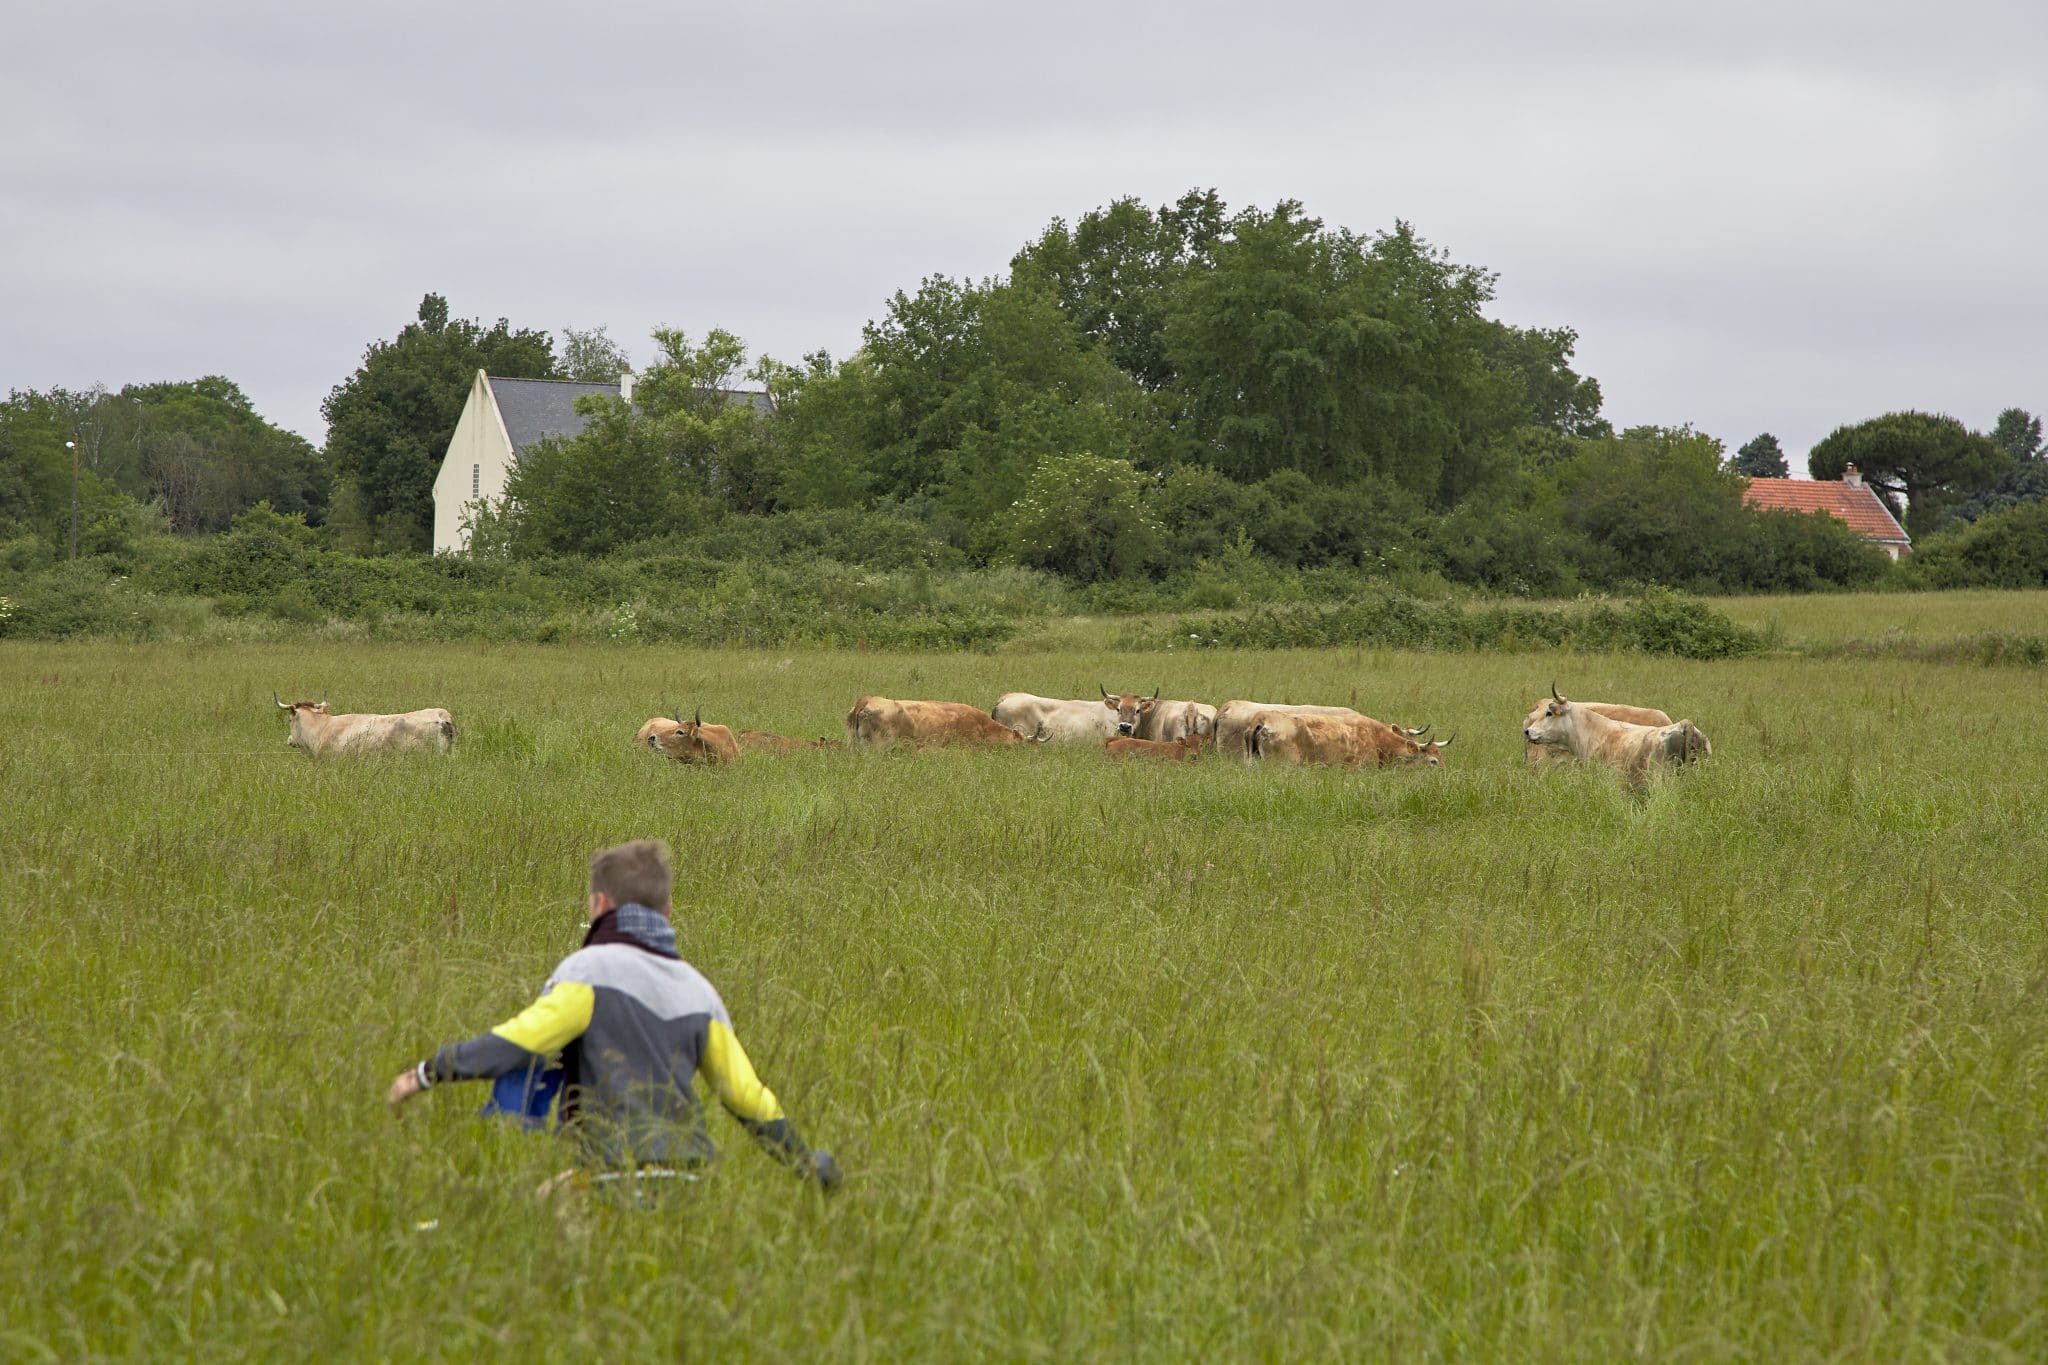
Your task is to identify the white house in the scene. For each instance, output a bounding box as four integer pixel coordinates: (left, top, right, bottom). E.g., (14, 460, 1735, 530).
(431, 369, 634, 553)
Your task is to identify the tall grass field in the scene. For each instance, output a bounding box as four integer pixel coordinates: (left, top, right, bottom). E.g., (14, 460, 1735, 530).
(4, 622, 2045, 1358)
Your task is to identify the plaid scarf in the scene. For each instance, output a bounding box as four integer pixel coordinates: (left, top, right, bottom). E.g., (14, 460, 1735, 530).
(581, 903, 680, 959)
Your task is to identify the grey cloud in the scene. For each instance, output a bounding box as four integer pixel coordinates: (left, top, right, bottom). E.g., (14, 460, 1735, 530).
(3, 1, 2042, 460)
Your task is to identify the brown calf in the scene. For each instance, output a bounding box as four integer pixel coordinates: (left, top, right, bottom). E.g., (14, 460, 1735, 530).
(1103, 733, 1204, 762)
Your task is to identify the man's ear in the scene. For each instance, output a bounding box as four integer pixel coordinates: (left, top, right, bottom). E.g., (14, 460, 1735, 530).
(589, 889, 618, 919)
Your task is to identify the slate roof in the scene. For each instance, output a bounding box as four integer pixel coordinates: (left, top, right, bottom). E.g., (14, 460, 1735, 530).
(487, 375, 773, 454)
(1742, 476, 1911, 545)
(487, 378, 618, 453)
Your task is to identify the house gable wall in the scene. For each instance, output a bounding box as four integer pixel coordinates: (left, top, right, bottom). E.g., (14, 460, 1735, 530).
(431, 370, 515, 554)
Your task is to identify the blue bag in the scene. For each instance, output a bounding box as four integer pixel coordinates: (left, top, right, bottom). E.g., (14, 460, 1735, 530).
(480, 1065, 563, 1130)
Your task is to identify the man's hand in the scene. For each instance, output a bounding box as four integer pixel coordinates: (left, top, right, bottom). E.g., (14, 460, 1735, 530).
(386, 1067, 425, 1112)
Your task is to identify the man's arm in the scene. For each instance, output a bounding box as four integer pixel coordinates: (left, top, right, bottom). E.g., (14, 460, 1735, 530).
(386, 982, 595, 1109)
(700, 1017, 838, 1187)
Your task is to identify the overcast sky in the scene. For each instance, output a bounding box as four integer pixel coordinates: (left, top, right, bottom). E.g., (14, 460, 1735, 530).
(4, 1, 2043, 471)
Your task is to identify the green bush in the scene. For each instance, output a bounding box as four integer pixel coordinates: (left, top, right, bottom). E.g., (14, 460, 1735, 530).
(1143, 588, 1763, 659)
(1906, 501, 2048, 589)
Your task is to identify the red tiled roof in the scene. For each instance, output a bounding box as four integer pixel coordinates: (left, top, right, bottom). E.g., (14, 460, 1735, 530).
(1742, 477, 1910, 544)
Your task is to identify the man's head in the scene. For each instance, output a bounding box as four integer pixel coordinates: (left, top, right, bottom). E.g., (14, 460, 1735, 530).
(588, 839, 673, 919)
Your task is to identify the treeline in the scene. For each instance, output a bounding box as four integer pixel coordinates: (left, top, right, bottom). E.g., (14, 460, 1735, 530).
(3, 190, 2046, 602)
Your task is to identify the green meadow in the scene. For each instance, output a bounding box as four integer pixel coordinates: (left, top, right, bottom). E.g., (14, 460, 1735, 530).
(4, 613, 2046, 1359)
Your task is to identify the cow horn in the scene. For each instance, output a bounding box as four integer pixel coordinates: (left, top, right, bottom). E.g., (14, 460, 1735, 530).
(274, 692, 290, 709)
(1403, 724, 1430, 737)
(1435, 734, 1455, 748)
(1101, 683, 1112, 699)
(673, 706, 684, 724)
(1150, 686, 1160, 701)
(693, 706, 702, 727)
(1551, 682, 1561, 701)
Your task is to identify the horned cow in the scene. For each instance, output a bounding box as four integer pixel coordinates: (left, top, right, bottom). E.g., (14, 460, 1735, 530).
(275, 695, 454, 757)
(636, 708, 740, 764)
(1247, 711, 1451, 769)
(847, 696, 1031, 749)
(1521, 697, 1671, 768)
(1213, 700, 1365, 761)
(1522, 685, 1709, 787)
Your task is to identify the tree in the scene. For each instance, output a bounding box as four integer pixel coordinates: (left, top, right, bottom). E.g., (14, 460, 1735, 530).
(1010, 189, 1227, 390)
(1729, 432, 1788, 478)
(558, 325, 632, 383)
(1807, 411, 2007, 538)
(322, 293, 555, 551)
(1990, 407, 2043, 464)
(1161, 206, 1498, 497)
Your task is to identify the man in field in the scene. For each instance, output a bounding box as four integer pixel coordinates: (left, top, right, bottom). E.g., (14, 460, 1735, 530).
(384, 839, 839, 1195)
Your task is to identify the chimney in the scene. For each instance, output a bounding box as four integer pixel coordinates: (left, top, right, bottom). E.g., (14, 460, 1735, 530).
(1842, 463, 1862, 488)
(619, 364, 636, 405)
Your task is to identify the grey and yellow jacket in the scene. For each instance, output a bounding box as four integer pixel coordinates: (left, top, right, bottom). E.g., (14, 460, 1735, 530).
(419, 905, 820, 1173)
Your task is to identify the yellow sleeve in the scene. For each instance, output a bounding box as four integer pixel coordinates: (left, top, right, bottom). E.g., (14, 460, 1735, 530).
(490, 981, 596, 1055)
(701, 1017, 787, 1124)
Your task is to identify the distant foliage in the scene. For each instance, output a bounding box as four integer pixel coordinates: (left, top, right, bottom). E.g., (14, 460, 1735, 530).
(1905, 500, 2048, 589)
(1729, 433, 1788, 478)
(1149, 588, 1765, 659)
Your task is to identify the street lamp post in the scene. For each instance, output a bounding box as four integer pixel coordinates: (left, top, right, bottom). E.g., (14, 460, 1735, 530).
(66, 439, 79, 561)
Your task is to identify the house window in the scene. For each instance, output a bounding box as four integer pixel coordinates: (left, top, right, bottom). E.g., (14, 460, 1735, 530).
(472, 464, 480, 498)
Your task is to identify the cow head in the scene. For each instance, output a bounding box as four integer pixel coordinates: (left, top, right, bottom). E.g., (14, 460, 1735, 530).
(1524, 683, 1573, 746)
(1179, 732, 1204, 760)
(1417, 733, 1453, 768)
(645, 705, 719, 762)
(1101, 685, 1160, 736)
(275, 692, 329, 749)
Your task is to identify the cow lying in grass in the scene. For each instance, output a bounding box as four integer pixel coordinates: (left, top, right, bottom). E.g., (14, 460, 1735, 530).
(275, 695, 454, 756)
(1523, 686, 1709, 787)
(1520, 697, 1672, 768)
(846, 697, 1034, 749)
(1213, 700, 1375, 761)
(1248, 712, 1450, 768)
(635, 708, 740, 764)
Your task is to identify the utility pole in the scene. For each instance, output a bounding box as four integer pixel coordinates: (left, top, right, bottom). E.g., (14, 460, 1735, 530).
(66, 438, 79, 560)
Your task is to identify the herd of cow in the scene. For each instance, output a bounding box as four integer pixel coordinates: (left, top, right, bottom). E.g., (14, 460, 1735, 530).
(275, 684, 1714, 785)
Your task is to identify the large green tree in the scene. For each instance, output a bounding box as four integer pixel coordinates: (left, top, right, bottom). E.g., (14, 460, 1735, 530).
(778, 274, 1153, 545)
(1010, 189, 1227, 390)
(1807, 411, 2006, 538)
(1160, 206, 1499, 497)
(1562, 426, 1751, 588)
(322, 293, 555, 551)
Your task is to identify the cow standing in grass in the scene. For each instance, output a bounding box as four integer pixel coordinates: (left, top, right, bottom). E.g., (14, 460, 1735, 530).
(1248, 712, 1451, 769)
(847, 697, 1032, 748)
(1523, 686, 1709, 787)
(1521, 697, 1671, 768)
(275, 695, 454, 756)
(636, 708, 740, 764)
